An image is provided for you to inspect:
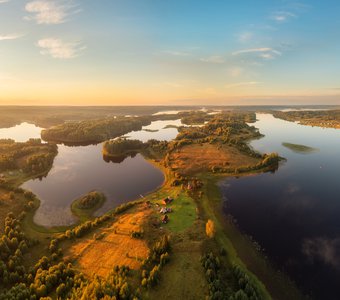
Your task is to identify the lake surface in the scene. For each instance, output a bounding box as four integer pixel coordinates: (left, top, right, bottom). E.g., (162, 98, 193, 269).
(20, 119, 182, 227)
(22, 147, 164, 227)
(220, 114, 340, 300)
(124, 119, 182, 142)
(0, 122, 43, 142)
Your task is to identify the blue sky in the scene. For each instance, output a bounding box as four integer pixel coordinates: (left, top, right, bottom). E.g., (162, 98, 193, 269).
(0, 0, 339, 105)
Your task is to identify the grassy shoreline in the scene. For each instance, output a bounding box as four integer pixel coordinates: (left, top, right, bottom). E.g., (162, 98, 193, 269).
(200, 174, 303, 300)
(70, 191, 106, 223)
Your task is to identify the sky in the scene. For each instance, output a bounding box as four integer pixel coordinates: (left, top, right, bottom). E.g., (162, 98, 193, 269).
(0, 0, 339, 106)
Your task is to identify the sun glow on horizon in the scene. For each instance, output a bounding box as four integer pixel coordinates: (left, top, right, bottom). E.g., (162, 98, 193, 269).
(0, 0, 339, 105)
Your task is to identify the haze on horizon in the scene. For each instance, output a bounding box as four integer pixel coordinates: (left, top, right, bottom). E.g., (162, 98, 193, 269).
(0, 0, 339, 106)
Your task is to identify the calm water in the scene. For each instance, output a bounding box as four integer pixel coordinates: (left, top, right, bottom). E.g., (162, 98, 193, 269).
(125, 119, 182, 142)
(220, 114, 340, 300)
(22, 147, 164, 227)
(0, 122, 43, 142)
(19, 119, 182, 227)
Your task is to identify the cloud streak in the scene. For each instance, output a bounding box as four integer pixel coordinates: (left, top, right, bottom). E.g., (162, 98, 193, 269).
(0, 34, 22, 41)
(163, 50, 190, 56)
(200, 55, 225, 64)
(238, 32, 253, 43)
(271, 11, 296, 22)
(232, 47, 281, 59)
(37, 38, 84, 59)
(25, 0, 78, 25)
(225, 82, 260, 89)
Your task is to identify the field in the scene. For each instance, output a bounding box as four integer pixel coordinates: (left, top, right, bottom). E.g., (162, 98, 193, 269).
(169, 143, 260, 175)
(64, 205, 152, 277)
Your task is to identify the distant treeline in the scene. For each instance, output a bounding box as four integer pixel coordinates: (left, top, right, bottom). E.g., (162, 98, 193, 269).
(0, 105, 206, 129)
(41, 116, 153, 144)
(272, 110, 340, 128)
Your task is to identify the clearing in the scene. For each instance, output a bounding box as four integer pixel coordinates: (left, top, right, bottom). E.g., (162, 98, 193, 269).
(64, 206, 152, 277)
(169, 144, 260, 175)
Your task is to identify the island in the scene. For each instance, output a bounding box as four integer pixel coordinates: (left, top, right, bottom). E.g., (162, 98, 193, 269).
(71, 191, 106, 222)
(282, 142, 318, 154)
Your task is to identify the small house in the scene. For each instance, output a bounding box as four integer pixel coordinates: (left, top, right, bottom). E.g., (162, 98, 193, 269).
(162, 215, 169, 224)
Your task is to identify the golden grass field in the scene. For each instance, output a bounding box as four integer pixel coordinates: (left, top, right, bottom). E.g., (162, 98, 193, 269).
(65, 206, 152, 277)
(169, 144, 260, 175)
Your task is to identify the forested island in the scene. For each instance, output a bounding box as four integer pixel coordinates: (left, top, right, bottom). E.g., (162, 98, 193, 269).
(0, 110, 301, 300)
(282, 142, 318, 154)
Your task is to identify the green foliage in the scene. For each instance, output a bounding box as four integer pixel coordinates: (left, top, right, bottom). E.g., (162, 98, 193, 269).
(179, 111, 212, 125)
(103, 138, 144, 157)
(0, 138, 57, 175)
(75, 191, 106, 210)
(68, 265, 138, 299)
(141, 235, 171, 288)
(273, 109, 340, 128)
(201, 252, 229, 300)
(41, 116, 153, 144)
(230, 264, 265, 300)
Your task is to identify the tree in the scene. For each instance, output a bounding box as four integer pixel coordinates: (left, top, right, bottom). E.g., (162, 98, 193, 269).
(56, 283, 66, 298)
(206, 219, 216, 238)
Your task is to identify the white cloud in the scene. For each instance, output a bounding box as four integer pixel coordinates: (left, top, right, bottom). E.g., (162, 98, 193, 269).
(225, 82, 260, 89)
(238, 32, 253, 43)
(37, 38, 84, 59)
(271, 11, 296, 22)
(25, 0, 78, 25)
(163, 50, 190, 56)
(0, 34, 22, 41)
(200, 55, 225, 64)
(232, 47, 281, 60)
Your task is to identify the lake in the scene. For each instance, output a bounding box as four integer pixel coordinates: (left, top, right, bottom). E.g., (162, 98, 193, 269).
(0, 122, 43, 142)
(220, 113, 340, 300)
(20, 119, 183, 227)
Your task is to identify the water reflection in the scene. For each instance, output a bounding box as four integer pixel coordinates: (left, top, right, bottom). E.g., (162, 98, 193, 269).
(22, 144, 164, 227)
(125, 119, 182, 142)
(221, 113, 340, 299)
(0, 122, 43, 142)
(102, 152, 137, 164)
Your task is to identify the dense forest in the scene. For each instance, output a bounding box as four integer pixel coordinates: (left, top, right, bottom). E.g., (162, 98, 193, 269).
(0, 139, 57, 176)
(41, 116, 153, 144)
(273, 110, 340, 128)
(102, 139, 144, 158)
